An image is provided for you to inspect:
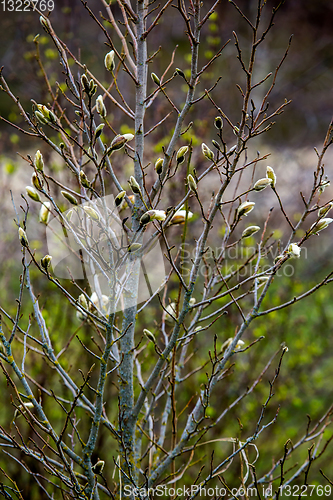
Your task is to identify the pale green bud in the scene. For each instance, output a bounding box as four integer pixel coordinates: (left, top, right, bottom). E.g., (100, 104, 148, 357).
(18, 227, 29, 247)
(40, 16, 48, 28)
(95, 123, 105, 139)
(128, 176, 141, 195)
(253, 178, 272, 191)
(288, 243, 301, 258)
(104, 50, 115, 72)
(146, 209, 166, 221)
(176, 146, 189, 165)
(34, 150, 44, 172)
(32, 172, 43, 191)
(128, 243, 142, 253)
(175, 68, 186, 79)
(201, 143, 214, 161)
(41, 254, 52, 270)
(266, 166, 276, 188)
(151, 73, 160, 85)
(26, 186, 41, 203)
(78, 293, 88, 309)
(214, 116, 223, 129)
(108, 135, 126, 153)
(237, 201, 255, 218)
(143, 329, 156, 343)
(309, 217, 333, 235)
(274, 254, 284, 264)
(171, 209, 194, 224)
(61, 190, 78, 205)
(155, 158, 163, 175)
(80, 170, 90, 188)
(96, 95, 106, 118)
(165, 302, 177, 322)
(189, 298, 196, 307)
(256, 276, 269, 288)
(187, 174, 197, 193)
(92, 460, 105, 475)
(318, 202, 333, 217)
(39, 202, 51, 225)
(242, 225, 260, 239)
(115, 191, 126, 207)
(81, 74, 90, 93)
(35, 111, 48, 124)
(83, 206, 100, 222)
(318, 179, 330, 194)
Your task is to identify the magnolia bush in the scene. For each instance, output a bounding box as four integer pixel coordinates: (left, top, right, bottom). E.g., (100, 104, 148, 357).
(0, 0, 333, 499)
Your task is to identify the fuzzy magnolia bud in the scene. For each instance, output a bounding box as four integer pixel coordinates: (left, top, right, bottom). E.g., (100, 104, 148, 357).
(81, 74, 90, 93)
(309, 217, 333, 235)
(18, 227, 29, 247)
(109, 134, 134, 153)
(212, 140, 221, 150)
(288, 243, 301, 259)
(39, 202, 51, 225)
(237, 201, 255, 218)
(34, 150, 44, 172)
(128, 176, 142, 195)
(189, 297, 196, 307)
(35, 111, 48, 124)
(266, 166, 276, 188)
(176, 146, 189, 165)
(96, 95, 106, 118)
(214, 116, 223, 129)
(318, 202, 333, 217)
(32, 172, 43, 191)
(201, 143, 214, 161)
(36, 104, 56, 123)
(115, 191, 126, 207)
(253, 178, 272, 191)
(155, 158, 164, 175)
(256, 276, 269, 288)
(165, 302, 177, 322)
(175, 68, 186, 79)
(143, 329, 156, 343)
(83, 206, 100, 222)
(78, 293, 88, 310)
(318, 179, 330, 194)
(141, 210, 166, 225)
(104, 50, 115, 72)
(80, 170, 90, 188)
(61, 190, 78, 205)
(171, 209, 193, 224)
(95, 123, 105, 139)
(242, 225, 260, 239)
(151, 73, 160, 85)
(128, 242, 142, 253)
(187, 174, 197, 193)
(41, 254, 52, 270)
(92, 460, 105, 475)
(274, 254, 285, 264)
(26, 186, 41, 202)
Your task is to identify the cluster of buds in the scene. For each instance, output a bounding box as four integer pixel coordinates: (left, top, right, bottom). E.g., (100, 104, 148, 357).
(201, 143, 214, 161)
(81, 74, 97, 96)
(242, 225, 260, 239)
(35, 104, 57, 125)
(176, 146, 189, 165)
(237, 201, 255, 218)
(140, 209, 166, 225)
(104, 50, 115, 72)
